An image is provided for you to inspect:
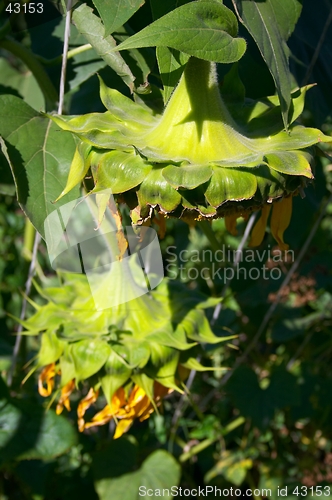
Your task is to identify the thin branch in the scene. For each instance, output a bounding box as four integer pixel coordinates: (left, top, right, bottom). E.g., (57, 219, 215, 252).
(58, 0, 73, 114)
(212, 212, 257, 325)
(7, 232, 41, 386)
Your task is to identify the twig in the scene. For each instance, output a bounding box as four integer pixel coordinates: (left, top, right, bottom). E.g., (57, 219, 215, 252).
(212, 212, 257, 325)
(7, 232, 41, 386)
(58, 0, 73, 114)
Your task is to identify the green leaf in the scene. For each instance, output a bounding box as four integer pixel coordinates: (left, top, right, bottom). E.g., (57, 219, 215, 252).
(92, 151, 153, 194)
(101, 348, 132, 404)
(205, 166, 257, 208)
(92, 0, 144, 37)
(0, 399, 77, 463)
(115, 1, 247, 63)
(0, 39, 58, 111)
(71, 339, 111, 383)
(270, 126, 332, 151)
(233, 0, 302, 128)
(113, 25, 155, 85)
(145, 325, 196, 351)
(0, 56, 44, 111)
(137, 167, 182, 212)
(264, 151, 313, 178)
(59, 344, 76, 387)
(38, 330, 64, 367)
(0, 96, 80, 239)
(162, 164, 212, 190)
(56, 142, 91, 200)
(95, 449, 181, 500)
(146, 343, 180, 390)
(72, 3, 136, 91)
(98, 76, 155, 124)
(180, 356, 225, 372)
(205, 450, 252, 486)
(254, 165, 289, 201)
(156, 47, 189, 104)
(182, 309, 224, 344)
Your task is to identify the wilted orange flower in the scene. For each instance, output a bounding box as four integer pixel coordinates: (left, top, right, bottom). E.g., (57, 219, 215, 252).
(38, 363, 56, 397)
(80, 383, 170, 439)
(56, 380, 76, 415)
(77, 387, 99, 432)
(249, 196, 293, 250)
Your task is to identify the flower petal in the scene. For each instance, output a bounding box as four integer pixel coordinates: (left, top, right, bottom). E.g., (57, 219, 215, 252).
(56, 379, 75, 415)
(270, 196, 293, 251)
(77, 387, 99, 432)
(248, 205, 271, 247)
(38, 363, 56, 397)
(225, 214, 239, 236)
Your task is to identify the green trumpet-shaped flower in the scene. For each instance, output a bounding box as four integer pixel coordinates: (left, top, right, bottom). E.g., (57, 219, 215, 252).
(50, 57, 331, 248)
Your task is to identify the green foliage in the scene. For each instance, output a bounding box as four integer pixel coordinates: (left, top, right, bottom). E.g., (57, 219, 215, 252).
(115, 2, 247, 64)
(1, 0, 332, 498)
(0, 96, 80, 238)
(0, 395, 77, 462)
(233, 0, 302, 128)
(94, 447, 181, 500)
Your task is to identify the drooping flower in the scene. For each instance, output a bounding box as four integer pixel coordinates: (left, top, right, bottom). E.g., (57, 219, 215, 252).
(25, 272, 228, 436)
(49, 57, 331, 248)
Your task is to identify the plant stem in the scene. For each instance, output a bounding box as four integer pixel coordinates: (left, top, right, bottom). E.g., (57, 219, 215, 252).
(36, 43, 92, 66)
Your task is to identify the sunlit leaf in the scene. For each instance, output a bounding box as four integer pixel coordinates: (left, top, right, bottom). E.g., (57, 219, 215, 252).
(115, 2, 247, 64)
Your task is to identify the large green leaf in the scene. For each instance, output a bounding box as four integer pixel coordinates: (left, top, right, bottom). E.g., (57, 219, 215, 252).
(0, 96, 80, 239)
(115, 1, 246, 63)
(72, 3, 136, 91)
(0, 398, 77, 463)
(92, 0, 145, 37)
(95, 449, 181, 500)
(233, 0, 302, 128)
